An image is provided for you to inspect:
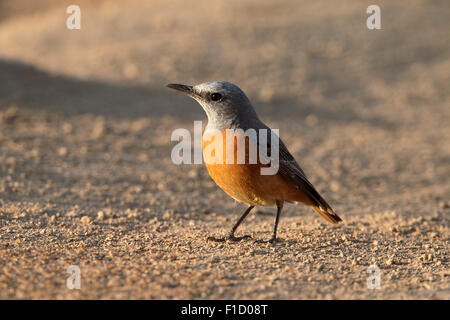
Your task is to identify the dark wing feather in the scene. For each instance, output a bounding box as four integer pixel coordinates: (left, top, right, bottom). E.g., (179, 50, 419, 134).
(262, 129, 342, 224)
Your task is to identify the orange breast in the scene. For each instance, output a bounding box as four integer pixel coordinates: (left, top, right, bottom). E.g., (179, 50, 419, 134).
(201, 128, 312, 206)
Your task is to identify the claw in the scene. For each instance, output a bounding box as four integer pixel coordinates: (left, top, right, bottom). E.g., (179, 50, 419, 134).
(229, 235, 252, 241)
(207, 236, 226, 243)
(254, 237, 279, 244)
(207, 234, 252, 243)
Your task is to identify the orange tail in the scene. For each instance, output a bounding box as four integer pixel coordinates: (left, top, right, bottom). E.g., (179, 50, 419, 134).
(312, 205, 342, 224)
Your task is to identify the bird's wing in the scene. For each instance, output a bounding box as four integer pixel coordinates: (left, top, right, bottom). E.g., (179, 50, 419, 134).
(261, 128, 342, 224)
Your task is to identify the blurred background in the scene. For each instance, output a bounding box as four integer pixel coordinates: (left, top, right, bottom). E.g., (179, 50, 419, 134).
(0, 0, 448, 299)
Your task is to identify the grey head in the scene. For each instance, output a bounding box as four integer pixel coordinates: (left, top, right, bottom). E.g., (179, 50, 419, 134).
(166, 81, 260, 130)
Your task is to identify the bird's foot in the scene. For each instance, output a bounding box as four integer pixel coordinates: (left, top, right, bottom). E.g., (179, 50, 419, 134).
(254, 237, 279, 245)
(207, 234, 252, 243)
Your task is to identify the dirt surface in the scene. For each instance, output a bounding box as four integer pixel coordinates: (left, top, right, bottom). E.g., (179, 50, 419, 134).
(0, 0, 449, 299)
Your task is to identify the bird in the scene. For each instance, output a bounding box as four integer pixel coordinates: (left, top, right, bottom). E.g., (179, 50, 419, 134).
(167, 81, 342, 243)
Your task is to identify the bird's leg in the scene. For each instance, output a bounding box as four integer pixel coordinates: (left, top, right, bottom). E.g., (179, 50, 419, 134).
(227, 205, 254, 241)
(269, 202, 283, 243)
(207, 205, 254, 242)
(255, 201, 283, 244)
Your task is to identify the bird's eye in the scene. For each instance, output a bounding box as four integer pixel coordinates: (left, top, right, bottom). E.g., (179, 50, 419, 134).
(210, 93, 222, 101)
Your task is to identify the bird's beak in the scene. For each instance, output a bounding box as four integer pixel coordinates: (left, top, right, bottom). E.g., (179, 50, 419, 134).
(166, 83, 194, 96)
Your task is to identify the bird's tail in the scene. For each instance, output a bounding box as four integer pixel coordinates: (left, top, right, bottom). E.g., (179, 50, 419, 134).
(312, 205, 342, 225)
(289, 169, 343, 224)
(297, 177, 343, 224)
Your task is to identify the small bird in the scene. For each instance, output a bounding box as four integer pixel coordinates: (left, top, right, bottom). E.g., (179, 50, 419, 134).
(167, 81, 342, 243)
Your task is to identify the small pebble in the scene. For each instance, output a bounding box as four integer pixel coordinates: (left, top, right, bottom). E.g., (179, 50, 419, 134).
(81, 216, 91, 225)
(58, 147, 68, 157)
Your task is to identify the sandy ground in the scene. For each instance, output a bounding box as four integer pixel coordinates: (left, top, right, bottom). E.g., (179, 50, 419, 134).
(0, 0, 449, 299)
